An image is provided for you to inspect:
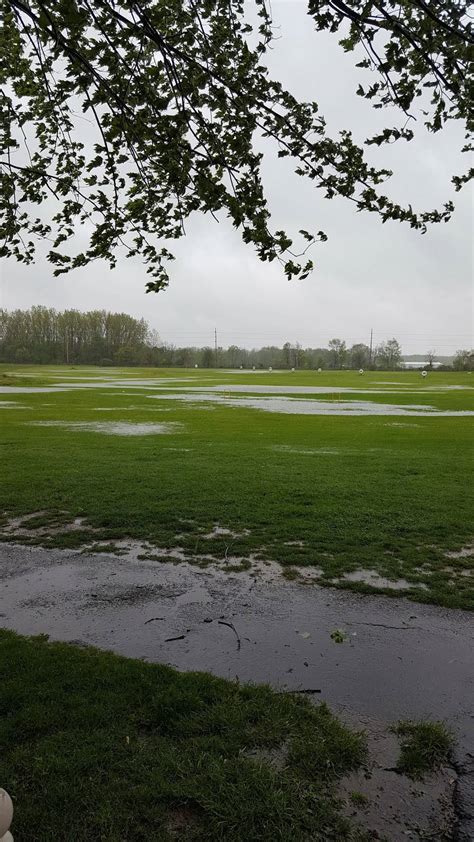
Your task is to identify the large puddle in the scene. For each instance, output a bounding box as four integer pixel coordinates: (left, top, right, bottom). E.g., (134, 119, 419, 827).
(3, 380, 472, 397)
(148, 393, 474, 416)
(166, 385, 406, 394)
(156, 383, 474, 395)
(1, 543, 472, 838)
(0, 543, 472, 743)
(28, 421, 183, 436)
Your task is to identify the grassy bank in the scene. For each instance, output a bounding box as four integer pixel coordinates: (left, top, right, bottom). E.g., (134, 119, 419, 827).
(0, 629, 368, 841)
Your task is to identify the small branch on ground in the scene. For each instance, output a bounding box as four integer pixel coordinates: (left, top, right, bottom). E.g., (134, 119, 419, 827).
(217, 620, 241, 650)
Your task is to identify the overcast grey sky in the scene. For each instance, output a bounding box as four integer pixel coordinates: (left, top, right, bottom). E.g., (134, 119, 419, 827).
(0, 1, 472, 355)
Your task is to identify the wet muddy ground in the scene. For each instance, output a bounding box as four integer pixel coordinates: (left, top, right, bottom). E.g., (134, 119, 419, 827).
(1, 542, 473, 839)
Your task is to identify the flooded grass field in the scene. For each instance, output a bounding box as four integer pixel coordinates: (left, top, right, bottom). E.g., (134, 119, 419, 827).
(1, 364, 473, 840)
(1, 365, 473, 609)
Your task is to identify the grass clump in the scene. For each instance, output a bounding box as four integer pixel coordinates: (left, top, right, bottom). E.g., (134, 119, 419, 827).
(391, 720, 454, 779)
(224, 558, 252, 573)
(330, 629, 348, 644)
(349, 792, 369, 808)
(282, 566, 300, 581)
(0, 629, 368, 841)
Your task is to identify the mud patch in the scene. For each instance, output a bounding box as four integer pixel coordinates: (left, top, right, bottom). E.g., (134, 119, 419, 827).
(338, 712, 456, 841)
(90, 540, 286, 583)
(28, 421, 183, 436)
(166, 804, 203, 837)
(84, 583, 186, 607)
(1, 511, 95, 538)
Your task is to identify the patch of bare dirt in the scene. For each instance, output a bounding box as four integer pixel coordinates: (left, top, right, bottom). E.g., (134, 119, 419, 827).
(1, 511, 99, 538)
(338, 713, 457, 841)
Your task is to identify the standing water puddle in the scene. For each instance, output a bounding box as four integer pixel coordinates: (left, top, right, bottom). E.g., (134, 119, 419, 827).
(148, 393, 474, 416)
(338, 569, 428, 591)
(27, 421, 183, 436)
(1, 543, 473, 839)
(0, 543, 471, 737)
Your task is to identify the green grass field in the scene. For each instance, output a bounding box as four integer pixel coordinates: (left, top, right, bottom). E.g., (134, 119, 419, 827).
(0, 629, 368, 841)
(1, 365, 473, 608)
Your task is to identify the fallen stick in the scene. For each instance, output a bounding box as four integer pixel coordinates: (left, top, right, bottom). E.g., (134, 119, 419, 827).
(144, 617, 165, 625)
(347, 622, 423, 631)
(278, 688, 321, 695)
(217, 620, 241, 651)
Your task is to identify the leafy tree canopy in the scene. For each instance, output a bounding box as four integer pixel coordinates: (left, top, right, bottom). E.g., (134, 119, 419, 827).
(375, 336, 402, 369)
(1, 1, 472, 290)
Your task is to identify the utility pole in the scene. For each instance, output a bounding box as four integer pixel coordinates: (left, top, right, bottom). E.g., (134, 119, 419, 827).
(369, 328, 373, 368)
(214, 327, 218, 368)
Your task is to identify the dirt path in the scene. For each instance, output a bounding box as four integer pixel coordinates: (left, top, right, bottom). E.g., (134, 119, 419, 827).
(1, 542, 473, 839)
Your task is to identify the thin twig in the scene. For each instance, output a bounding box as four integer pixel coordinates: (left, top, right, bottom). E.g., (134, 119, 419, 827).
(217, 619, 241, 650)
(348, 621, 424, 630)
(278, 688, 322, 695)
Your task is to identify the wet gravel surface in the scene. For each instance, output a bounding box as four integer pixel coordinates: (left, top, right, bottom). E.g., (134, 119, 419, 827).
(1, 542, 473, 839)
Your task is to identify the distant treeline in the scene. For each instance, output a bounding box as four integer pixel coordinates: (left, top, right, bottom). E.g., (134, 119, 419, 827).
(0, 307, 150, 366)
(0, 308, 472, 370)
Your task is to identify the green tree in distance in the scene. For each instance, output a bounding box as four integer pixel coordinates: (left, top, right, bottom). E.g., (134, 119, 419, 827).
(0, 1, 472, 290)
(349, 343, 371, 369)
(375, 337, 403, 369)
(453, 349, 474, 371)
(328, 337, 347, 368)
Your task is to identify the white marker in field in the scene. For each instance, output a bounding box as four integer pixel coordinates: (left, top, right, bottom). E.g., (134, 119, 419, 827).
(252, 366, 256, 370)
(269, 366, 273, 371)
(194, 364, 198, 369)
(421, 370, 428, 377)
(291, 367, 295, 372)
(0, 789, 13, 841)
(359, 369, 364, 375)
(317, 368, 322, 373)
